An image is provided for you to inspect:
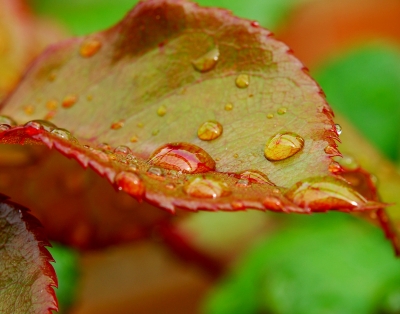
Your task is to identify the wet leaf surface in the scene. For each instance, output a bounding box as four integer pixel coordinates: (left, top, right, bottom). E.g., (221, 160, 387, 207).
(0, 0, 384, 215)
(0, 194, 57, 314)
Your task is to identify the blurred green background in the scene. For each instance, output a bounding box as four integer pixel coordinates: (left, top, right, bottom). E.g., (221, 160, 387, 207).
(26, 0, 400, 313)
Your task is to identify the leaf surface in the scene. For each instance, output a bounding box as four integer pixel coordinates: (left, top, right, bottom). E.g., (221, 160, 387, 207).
(0, 0, 382, 213)
(0, 194, 57, 314)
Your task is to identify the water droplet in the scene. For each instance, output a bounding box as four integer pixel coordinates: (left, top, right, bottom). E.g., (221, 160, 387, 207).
(24, 105, 35, 115)
(114, 145, 132, 155)
(236, 178, 249, 187)
(197, 121, 223, 141)
(115, 171, 144, 197)
(51, 128, 78, 143)
(0, 115, 17, 126)
(62, 95, 78, 108)
(238, 170, 274, 185)
(324, 145, 340, 156)
(111, 120, 124, 130)
(285, 176, 368, 210)
(152, 129, 159, 136)
(80, 38, 102, 58)
(87, 95, 93, 101)
(192, 47, 219, 73)
(147, 166, 164, 178)
(44, 111, 56, 121)
(157, 105, 167, 117)
(224, 103, 233, 111)
(264, 131, 304, 161)
(97, 143, 112, 152)
(335, 124, 342, 135)
(250, 21, 259, 27)
(235, 74, 250, 88)
(46, 100, 58, 110)
(233, 153, 239, 158)
(148, 142, 216, 174)
(0, 124, 11, 131)
(24, 120, 56, 132)
(183, 176, 231, 198)
(165, 183, 176, 190)
(277, 107, 287, 115)
(267, 113, 274, 119)
(130, 135, 139, 143)
(329, 161, 343, 174)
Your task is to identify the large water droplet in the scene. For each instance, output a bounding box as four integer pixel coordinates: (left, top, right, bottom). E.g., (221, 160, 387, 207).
(114, 145, 132, 155)
(285, 176, 368, 210)
(238, 170, 274, 185)
(184, 176, 231, 198)
(0, 115, 17, 127)
(192, 47, 219, 73)
(80, 38, 102, 58)
(51, 128, 78, 143)
(62, 95, 78, 108)
(148, 142, 216, 174)
(264, 131, 304, 161)
(24, 120, 57, 132)
(197, 121, 223, 141)
(235, 74, 250, 88)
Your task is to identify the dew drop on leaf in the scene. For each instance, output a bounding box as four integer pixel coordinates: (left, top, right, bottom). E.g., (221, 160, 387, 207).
(277, 107, 287, 115)
(0, 124, 11, 131)
(62, 95, 78, 108)
(264, 131, 304, 161)
(0, 115, 17, 126)
(114, 145, 132, 155)
(324, 145, 340, 156)
(51, 128, 78, 143)
(148, 142, 216, 174)
(192, 47, 219, 73)
(24, 119, 57, 132)
(97, 142, 112, 152)
(165, 183, 176, 190)
(24, 105, 35, 115)
(157, 105, 167, 117)
(335, 123, 342, 135)
(250, 21, 259, 27)
(183, 176, 231, 198)
(147, 166, 164, 178)
(197, 121, 223, 141)
(115, 170, 144, 198)
(46, 100, 58, 110)
(79, 38, 102, 58)
(130, 135, 139, 143)
(111, 120, 124, 130)
(224, 103, 233, 111)
(238, 170, 274, 185)
(329, 161, 343, 174)
(285, 176, 368, 210)
(236, 178, 250, 187)
(235, 74, 250, 88)
(267, 113, 274, 119)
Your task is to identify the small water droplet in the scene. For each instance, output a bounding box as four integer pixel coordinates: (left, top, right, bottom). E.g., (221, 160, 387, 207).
(238, 170, 274, 185)
(24, 105, 35, 115)
(192, 47, 219, 73)
(62, 95, 78, 108)
(46, 100, 58, 110)
(147, 166, 164, 178)
(24, 120, 56, 132)
(111, 120, 124, 130)
(115, 171, 144, 197)
(0, 115, 17, 126)
(130, 135, 139, 143)
(233, 153, 238, 158)
(44, 111, 57, 120)
(87, 95, 93, 101)
(184, 176, 231, 198)
(137, 122, 144, 128)
(224, 103, 233, 111)
(335, 124, 342, 135)
(148, 142, 216, 174)
(235, 74, 249, 88)
(236, 178, 249, 187)
(165, 183, 176, 190)
(114, 145, 132, 155)
(197, 121, 223, 141)
(129, 164, 138, 172)
(0, 124, 11, 131)
(83, 145, 91, 149)
(264, 131, 304, 161)
(250, 21, 259, 27)
(51, 128, 78, 143)
(152, 129, 159, 136)
(329, 161, 343, 174)
(324, 145, 340, 156)
(80, 38, 102, 57)
(277, 107, 287, 115)
(157, 105, 167, 117)
(267, 113, 274, 119)
(285, 176, 368, 210)
(97, 143, 112, 152)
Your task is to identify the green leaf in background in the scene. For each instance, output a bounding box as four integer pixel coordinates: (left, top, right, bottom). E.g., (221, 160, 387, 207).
(48, 243, 80, 313)
(28, 0, 296, 35)
(314, 44, 400, 162)
(203, 213, 400, 314)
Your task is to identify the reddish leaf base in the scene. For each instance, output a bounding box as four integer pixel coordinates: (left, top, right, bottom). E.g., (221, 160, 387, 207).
(0, 194, 58, 314)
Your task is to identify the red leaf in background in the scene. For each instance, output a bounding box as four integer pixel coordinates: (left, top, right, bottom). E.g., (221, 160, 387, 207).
(0, 194, 57, 314)
(0, 0, 386, 247)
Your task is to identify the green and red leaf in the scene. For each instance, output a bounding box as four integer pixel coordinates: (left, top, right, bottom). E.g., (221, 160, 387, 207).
(0, 194, 57, 314)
